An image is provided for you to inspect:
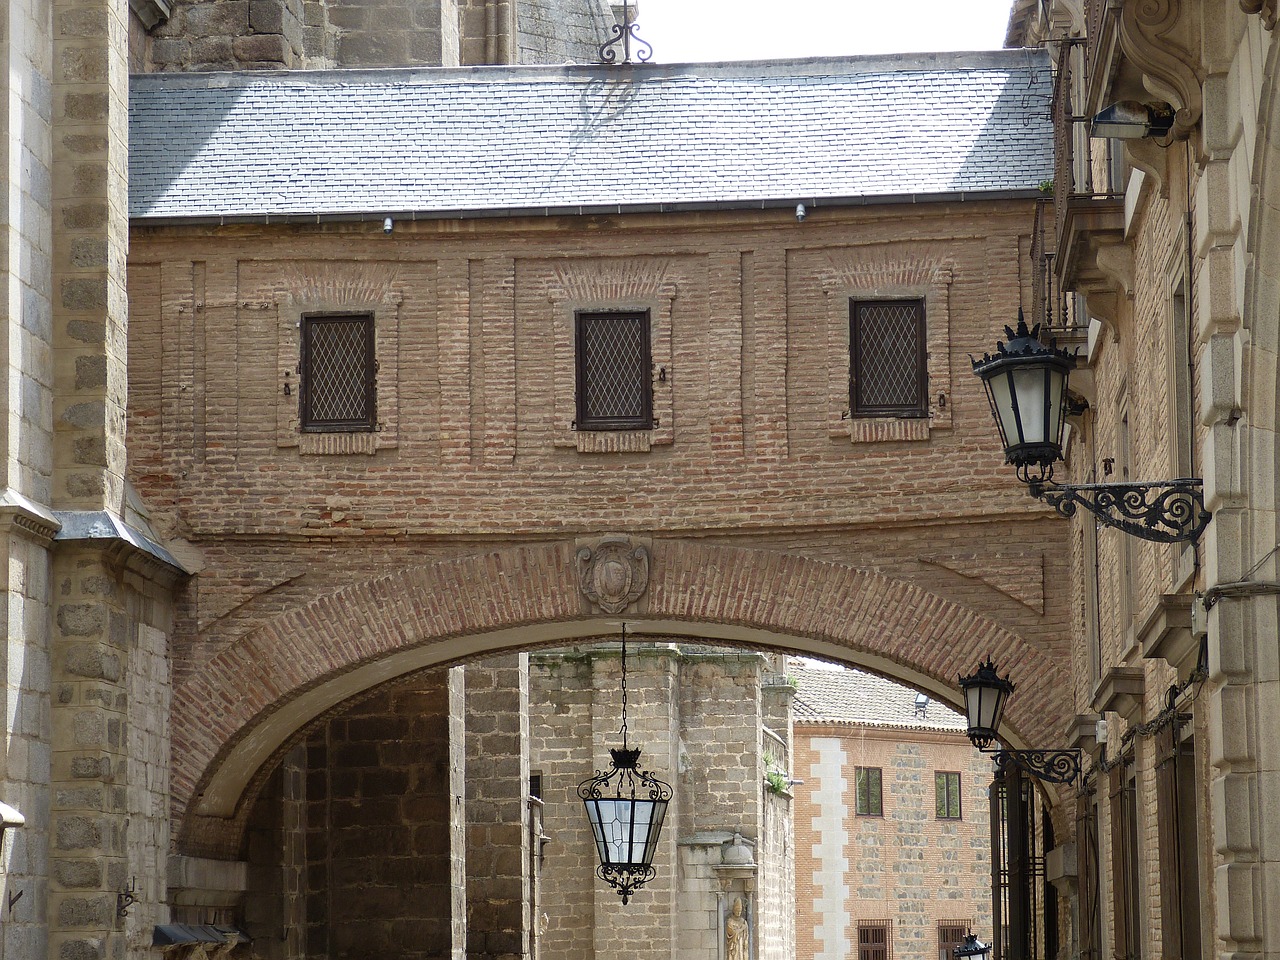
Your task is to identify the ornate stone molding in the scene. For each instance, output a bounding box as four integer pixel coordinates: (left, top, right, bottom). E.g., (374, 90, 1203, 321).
(1118, 0, 1202, 140)
(576, 535, 650, 614)
(0, 489, 61, 545)
(1240, 0, 1277, 30)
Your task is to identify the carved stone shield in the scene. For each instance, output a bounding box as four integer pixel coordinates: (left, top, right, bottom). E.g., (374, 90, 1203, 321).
(577, 537, 650, 614)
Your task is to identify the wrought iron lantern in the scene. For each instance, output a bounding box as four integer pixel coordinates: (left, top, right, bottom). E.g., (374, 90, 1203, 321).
(972, 313, 1210, 544)
(953, 934, 992, 960)
(957, 659, 1080, 785)
(578, 625, 671, 905)
(957, 658, 1013, 751)
(972, 311, 1075, 486)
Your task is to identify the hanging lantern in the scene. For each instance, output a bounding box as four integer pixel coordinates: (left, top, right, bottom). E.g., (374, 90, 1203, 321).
(958, 658, 1014, 751)
(971, 311, 1077, 485)
(578, 626, 672, 905)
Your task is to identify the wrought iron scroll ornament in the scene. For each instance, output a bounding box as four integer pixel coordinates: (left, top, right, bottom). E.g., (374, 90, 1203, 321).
(599, 0, 653, 64)
(1029, 477, 1210, 544)
(989, 747, 1081, 785)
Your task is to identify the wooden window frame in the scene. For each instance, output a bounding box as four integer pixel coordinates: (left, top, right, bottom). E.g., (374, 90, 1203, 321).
(574, 310, 654, 432)
(935, 771, 962, 820)
(855, 766, 884, 817)
(1109, 760, 1143, 960)
(858, 921, 892, 960)
(938, 922, 971, 960)
(299, 312, 377, 433)
(849, 298, 928, 418)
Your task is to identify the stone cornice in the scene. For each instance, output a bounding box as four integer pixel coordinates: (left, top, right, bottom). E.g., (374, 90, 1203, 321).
(53, 510, 188, 585)
(128, 0, 171, 29)
(0, 489, 61, 545)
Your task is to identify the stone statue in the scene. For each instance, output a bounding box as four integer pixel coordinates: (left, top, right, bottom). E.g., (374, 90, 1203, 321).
(725, 897, 750, 960)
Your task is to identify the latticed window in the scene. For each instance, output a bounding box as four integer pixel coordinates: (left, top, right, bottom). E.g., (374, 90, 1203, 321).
(858, 922, 891, 960)
(936, 771, 962, 819)
(850, 299, 927, 417)
(575, 310, 653, 431)
(855, 766, 883, 816)
(301, 313, 376, 432)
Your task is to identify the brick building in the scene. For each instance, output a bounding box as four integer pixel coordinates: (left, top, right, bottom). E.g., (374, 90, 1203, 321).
(791, 664, 993, 960)
(118, 52, 1060, 959)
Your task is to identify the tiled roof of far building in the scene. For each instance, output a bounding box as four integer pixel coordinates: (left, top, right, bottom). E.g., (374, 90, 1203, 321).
(128, 49, 1052, 222)
(791, 663, 967, 732)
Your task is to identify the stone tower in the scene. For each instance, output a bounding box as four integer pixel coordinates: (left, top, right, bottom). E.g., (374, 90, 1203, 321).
(131, 0, 620, 71)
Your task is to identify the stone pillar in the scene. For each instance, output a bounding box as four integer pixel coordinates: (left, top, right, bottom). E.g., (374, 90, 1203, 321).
(458, 0, 514, 65)
(592, 646, 679, 960)
(465, 655, 530, 960)
(49, 546, 133, 960)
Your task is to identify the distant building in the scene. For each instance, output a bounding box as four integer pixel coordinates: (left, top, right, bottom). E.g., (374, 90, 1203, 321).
(792, 664, 994, 960)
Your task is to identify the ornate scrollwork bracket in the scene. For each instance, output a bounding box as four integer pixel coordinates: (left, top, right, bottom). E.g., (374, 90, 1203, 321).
(990, 747, 1082, 785)
(1028, 478, 1210, 544)
(1117, 0, 1202, 142)
(598, 0, 653, 63)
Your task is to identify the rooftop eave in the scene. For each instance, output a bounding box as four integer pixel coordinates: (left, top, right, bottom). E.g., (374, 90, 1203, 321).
(129, 188, 1051, 229)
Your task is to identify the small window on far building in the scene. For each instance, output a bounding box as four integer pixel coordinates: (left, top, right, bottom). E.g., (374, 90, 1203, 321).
(855, 766, 883, 816)
(936, 771, 962, 819)
(938, 923, 970, 960)
(850, 299, 927, 418)
(858, 921, 892, 960)
(575, 310, 653, 431)
(300, 313, 376, 432)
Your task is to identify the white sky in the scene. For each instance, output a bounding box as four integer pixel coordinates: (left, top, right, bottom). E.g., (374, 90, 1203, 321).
(634, 0, 1015, 63)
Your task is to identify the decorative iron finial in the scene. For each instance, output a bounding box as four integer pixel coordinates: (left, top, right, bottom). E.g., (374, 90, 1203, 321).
(599, 0, 653, 64)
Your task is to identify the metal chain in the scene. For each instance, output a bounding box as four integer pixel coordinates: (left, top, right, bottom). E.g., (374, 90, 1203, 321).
(619, 623, 629, 748)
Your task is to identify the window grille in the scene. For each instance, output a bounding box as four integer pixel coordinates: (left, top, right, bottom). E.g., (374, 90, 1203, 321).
(858, 922, 891, 960)
(939, 923, 971, 960)
(850, 299, 927, 417)
(855, 766, 883, 816)
(935, 771, 962, 819)
(301, 313, 376, 432)
(575, 311, 653, 431)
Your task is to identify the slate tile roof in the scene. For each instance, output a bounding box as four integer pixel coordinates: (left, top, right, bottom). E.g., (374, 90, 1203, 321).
(791, 663, 967, 732)
(129, 50, 1052, 222)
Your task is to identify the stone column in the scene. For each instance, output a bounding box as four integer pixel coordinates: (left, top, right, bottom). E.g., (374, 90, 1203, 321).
(465, 655, 531, 960)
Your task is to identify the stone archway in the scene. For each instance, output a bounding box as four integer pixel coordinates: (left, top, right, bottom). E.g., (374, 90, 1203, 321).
(173, 537, 1070, 857)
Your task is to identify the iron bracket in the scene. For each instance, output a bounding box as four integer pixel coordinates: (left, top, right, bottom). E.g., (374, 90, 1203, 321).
(988, 747, 1082, 785)
(1028, 478, 1209, 544)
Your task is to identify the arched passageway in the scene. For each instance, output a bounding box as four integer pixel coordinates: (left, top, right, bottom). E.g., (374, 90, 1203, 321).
(173, 538, 1070, 858)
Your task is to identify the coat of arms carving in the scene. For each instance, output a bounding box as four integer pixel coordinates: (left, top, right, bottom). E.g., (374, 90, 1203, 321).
(577, 537, 650, 614)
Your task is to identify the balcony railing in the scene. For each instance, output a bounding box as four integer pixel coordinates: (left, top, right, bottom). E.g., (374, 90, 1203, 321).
(1051, 44, 1125, 295)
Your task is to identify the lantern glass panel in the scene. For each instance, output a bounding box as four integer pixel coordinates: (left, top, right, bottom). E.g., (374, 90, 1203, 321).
(1011, 366, 1048, 443)
(986, 372, 1020, 449)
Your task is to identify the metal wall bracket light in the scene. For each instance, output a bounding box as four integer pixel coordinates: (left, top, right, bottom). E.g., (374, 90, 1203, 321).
(598, 0, 652, 63)
(972, 313, 1210, 544)
(958, 659, 1081, 786)
(1090, 101, 1176, 140)
(578, 625, 672, 905)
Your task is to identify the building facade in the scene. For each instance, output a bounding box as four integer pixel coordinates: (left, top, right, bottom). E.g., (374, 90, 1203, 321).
(1003, 4, 1280, 960)
(792, 665, 994, 960)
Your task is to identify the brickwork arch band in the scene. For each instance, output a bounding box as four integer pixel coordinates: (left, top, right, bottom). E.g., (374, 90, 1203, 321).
(172, 538, 1069, 858)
